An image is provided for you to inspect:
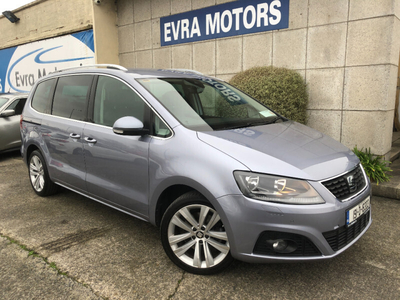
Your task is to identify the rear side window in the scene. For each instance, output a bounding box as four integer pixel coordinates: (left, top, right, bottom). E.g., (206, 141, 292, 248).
(31, 79, 56, 114)
(52, 75, 93, 121)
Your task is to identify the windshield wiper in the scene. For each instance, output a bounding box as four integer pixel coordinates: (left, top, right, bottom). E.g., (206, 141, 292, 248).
(220, 120, 271, 130)
(269, 116, 285, 123)
(217, 116, 286, 131)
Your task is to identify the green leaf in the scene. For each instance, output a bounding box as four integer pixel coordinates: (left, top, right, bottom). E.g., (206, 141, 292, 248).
(353, 146, 392, 184)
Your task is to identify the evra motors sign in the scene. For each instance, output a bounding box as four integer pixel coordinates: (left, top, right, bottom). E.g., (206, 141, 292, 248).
(160, 0, 289, 46)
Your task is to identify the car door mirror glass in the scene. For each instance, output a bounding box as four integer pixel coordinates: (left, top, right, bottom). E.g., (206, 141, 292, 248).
(0, 109, 15, 117)
(113, 116, 149, 136)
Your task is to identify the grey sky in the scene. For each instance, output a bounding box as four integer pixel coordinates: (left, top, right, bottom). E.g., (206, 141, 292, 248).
(0, 0, 34, 13)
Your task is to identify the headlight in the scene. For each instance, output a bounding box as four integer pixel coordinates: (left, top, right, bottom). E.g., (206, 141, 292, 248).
(234, 171, 325, 205)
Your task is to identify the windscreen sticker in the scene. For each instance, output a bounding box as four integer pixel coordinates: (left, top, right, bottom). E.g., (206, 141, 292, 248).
(260, 110, 275, 118)
(196, 77, 247, 106)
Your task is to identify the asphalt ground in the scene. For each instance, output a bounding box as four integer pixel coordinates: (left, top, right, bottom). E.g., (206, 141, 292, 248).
(0, 151, 399, 300)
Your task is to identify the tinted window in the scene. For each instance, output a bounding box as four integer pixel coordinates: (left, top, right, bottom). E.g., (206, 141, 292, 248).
(31, 79, 56, 114)
(93, 76, 145, 127)
(52, 75, 93, 121)
(6, 98, 27, 115)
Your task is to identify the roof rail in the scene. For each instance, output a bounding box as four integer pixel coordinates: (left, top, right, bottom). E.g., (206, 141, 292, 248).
(167, 68, 204, 75)
(53, 64, 128, 73)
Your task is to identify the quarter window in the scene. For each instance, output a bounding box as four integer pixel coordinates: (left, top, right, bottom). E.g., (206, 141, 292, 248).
(31, 79, 56, 114)
(52, 75, 93, 121)
(153, 114, 172, 138)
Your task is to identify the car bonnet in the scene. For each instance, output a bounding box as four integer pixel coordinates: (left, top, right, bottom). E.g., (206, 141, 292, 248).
(196, 121, 359, 181)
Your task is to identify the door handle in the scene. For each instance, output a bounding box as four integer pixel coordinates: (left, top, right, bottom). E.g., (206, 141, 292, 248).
(84, 137, 97, 144)
(69, 133, 81, 139)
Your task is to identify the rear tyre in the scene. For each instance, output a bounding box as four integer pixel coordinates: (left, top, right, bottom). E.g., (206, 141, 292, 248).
(28, 150, 58, 197)
(161, 192, 233, 275)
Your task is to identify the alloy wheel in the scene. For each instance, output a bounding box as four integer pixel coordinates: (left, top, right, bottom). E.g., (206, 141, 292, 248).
(30, 155, 45, 192)
(167, 204, 230, 269)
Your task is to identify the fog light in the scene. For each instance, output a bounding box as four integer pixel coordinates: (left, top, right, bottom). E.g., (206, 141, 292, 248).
(267, 239, 297, 254)
(273, 239, 287, 251)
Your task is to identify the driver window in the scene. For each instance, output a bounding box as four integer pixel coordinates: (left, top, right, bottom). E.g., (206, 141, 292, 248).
(93, 76, 145, 127)
(6, 98, 27, 115)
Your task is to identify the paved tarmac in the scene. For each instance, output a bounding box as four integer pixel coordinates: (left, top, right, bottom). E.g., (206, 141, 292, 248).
(0, 151, 399, 300)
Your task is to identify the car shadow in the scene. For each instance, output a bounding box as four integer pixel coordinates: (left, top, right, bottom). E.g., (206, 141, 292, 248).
(0, 149, 22, 162)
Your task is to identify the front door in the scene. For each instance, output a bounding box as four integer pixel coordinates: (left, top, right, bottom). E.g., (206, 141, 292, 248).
(83, 75, 150, 218)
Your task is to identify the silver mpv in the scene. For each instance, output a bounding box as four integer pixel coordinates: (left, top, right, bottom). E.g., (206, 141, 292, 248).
(21, 65, 371, 275)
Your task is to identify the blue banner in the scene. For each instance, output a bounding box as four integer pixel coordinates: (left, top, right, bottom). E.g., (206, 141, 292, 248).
(0, 29, 95, 93)
(160, 0, 289, 46)
(0, 47, 17, 94)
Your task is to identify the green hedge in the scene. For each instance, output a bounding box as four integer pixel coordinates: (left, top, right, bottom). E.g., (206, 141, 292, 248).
(229, 66, 308, 124)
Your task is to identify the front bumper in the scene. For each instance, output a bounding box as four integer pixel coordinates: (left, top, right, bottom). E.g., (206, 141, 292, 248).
(215, 183, 371, 263)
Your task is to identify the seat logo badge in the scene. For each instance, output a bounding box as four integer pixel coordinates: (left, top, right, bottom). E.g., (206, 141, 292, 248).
(347, 175, 356, 191)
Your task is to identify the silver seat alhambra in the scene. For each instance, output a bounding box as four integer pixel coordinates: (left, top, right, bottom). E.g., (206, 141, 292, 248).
(21, 65, 371, 275)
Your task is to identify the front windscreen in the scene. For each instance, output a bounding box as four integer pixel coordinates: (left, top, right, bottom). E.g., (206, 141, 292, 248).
(137, 77, 282, 131)
(0, 97, 9, 109)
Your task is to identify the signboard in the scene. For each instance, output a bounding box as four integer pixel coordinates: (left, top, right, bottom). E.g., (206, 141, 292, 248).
(160, 0, 289, 46)
(0, 29, 95, 93)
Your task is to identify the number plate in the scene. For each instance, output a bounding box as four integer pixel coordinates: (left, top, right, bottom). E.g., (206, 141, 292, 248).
(346, 196, 370, 226)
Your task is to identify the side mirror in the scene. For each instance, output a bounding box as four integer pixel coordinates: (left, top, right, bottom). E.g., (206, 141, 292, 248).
(113, 116, 149, 136)
(0, 109, 15, 117)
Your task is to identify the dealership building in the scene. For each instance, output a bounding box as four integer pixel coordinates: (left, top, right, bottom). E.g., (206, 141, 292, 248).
(1, 0, 400, 158)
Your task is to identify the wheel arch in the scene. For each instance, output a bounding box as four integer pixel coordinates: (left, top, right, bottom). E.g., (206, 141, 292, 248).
(151, 179, 220, 228)
(25, 143, 40, 165)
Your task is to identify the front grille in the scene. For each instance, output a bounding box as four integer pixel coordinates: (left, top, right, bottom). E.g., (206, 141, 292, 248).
(253, 231, 321, 256)
(321, 164, 366, 201)
(323, 210, 370, 251)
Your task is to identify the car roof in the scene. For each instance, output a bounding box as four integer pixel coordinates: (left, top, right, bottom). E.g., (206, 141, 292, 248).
(34, 65, 220, 88)
(44, 65, 208, 79)
(127, 68, 204, 78)
(0, 92, 28, 98)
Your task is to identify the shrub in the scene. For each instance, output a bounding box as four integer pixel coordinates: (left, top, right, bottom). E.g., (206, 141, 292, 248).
(352, 146, 392, 185)
(229, 66, 308, 124)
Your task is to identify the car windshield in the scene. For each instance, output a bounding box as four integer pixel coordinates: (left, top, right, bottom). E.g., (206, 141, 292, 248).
(137, 77, 281, 131)
(0, 97, 9, 109)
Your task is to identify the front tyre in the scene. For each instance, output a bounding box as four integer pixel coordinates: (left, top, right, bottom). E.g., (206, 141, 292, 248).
(28, 150, 58, 197)
(161, 192, 233, 275)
